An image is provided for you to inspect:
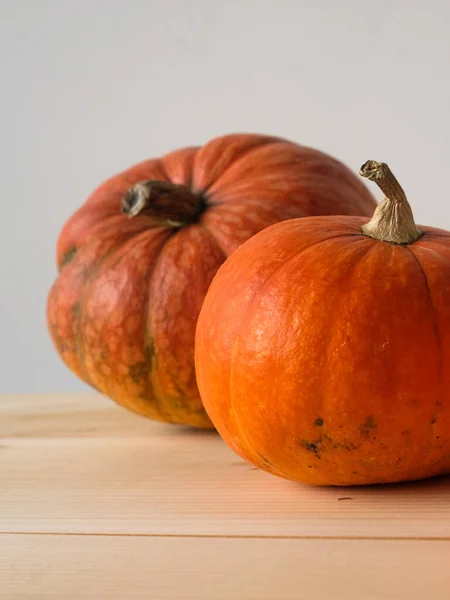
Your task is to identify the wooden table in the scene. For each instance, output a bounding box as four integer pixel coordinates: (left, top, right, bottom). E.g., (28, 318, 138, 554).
(1, 393, 449, 599)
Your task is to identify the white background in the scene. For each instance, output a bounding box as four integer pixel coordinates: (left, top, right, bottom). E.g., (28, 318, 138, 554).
(2, 0, 450, 393)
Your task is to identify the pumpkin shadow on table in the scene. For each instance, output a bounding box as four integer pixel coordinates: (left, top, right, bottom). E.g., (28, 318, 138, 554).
(367, 472, 450, 492)
(300, 472, 450, 498)
(164, 424, 219, 437)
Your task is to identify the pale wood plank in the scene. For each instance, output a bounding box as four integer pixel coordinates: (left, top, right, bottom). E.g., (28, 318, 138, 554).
(1, 394, 449, 539)
(2, 534, 449, 600)
(0, 393, 163, 438)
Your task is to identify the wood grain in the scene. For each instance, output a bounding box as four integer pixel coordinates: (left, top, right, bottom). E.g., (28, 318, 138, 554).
(1, 393, 450, 599)
(2, 534, 449, 600)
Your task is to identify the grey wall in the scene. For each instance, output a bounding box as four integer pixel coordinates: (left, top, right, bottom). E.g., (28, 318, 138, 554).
(2, 0, 450, 393)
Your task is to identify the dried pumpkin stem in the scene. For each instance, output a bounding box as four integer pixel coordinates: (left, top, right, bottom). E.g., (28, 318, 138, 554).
(121, 180, 204, 227)
(359, 160, 421, 244)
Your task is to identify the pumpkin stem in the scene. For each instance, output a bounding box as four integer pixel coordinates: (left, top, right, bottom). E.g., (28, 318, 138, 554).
(121, 180, 205, 227)
(359, 160, 421, 244)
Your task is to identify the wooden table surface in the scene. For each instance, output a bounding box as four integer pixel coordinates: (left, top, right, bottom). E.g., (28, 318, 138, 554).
(1, 393, 449, 599)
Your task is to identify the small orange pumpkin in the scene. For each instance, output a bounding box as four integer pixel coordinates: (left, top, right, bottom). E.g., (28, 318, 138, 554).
(47, 133, 375, 429)
(196, 160, 450, 483)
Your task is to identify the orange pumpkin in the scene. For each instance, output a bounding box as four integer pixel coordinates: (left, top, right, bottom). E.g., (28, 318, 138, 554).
(47, 133, 375, 429)
(196, 160, 450, 483)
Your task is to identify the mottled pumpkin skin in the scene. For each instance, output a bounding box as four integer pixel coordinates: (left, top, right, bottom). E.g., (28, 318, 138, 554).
(196, 216, 450, 482)
(47, 133, 375, 428)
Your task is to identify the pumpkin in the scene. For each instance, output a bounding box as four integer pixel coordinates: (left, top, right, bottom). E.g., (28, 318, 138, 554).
(196, 160, 450, 483)
(47, 133, 375, 429)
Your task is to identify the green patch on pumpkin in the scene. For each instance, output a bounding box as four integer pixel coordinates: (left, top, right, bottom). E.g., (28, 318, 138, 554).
(60, 246, 78, 269)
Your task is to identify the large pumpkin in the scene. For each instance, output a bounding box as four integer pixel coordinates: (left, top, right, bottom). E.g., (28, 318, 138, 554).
(196, 159, 450, 483)
(47, 133, 375, 428)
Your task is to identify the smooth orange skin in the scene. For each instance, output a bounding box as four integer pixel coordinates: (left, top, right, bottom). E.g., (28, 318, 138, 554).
(196, 216, 450, 483)
(47, 133, 375, 428)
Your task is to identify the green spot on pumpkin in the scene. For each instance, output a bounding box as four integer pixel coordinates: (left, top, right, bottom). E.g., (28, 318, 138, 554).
(145, 343, 156, 367)
(129, 362, 148, 384)
(61, 247, 77, 269)
(72, 302, 81, 319)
